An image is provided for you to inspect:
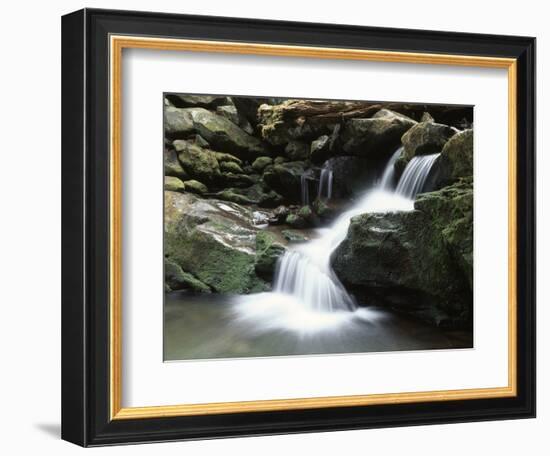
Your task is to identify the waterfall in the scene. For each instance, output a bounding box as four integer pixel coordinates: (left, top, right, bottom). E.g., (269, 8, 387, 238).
(234, 146, 441, 332)
(318, 165, 334, 200)
(379, 146, 403, 189)
(301, 173, 310, 206)
(395, 153, 440, 199)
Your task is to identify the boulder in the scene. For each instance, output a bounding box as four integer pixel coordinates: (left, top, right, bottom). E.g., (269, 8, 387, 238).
(252, 156, 273, 172)
(165, 258, 211, 293)
(281, 229, 309, 242)
(310, 135, 331, 164)
(220, 161, 244, 174)
(262, 161, 308, 200)
(164, 176, 185, 192)
(190, 108, 265, 160)
(339, 109, 417, 158)
(331, 207, 471, 327)
(183, 179, 208, 195)
(214, 189, 257, 205)
(173, 140, 221, 184)
(415, 179, 473, 288)
(254, 231, 286, 279)
(273, 156, 288, 165)
(221, 172, 255, 188)
(396, 121, 456, 172)
(164, 149, 188, 179)
(284, 140, 310, 161)
(212, 151, 242, 165)
(164, 106, 196, 139)
(437, 129, 473, 186)
(216, 104, 254, 134)
(164, 191, 268, 293)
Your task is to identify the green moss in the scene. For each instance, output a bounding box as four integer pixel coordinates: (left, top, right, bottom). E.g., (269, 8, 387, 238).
(164, 176, 185, 192)
(219, 161, 244, 174)
(164, 258, 211, 292)
(254, 231, 285, 279)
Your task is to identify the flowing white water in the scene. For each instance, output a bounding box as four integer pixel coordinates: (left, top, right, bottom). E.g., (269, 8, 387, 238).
(318, 166, 334, 200)
(234, 147, 441, 333)
(300, 173, 310, 206)
(395, 153, 440, 199)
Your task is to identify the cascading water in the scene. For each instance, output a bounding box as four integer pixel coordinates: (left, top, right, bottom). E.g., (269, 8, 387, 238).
(234, 147, 441, 332)
(318, 165, 334, 200)
(300, 173, 310, 206)
(395, 153, 440, 199)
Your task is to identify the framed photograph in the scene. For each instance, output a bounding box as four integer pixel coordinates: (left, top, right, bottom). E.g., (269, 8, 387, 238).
(61, 8, 535, 447)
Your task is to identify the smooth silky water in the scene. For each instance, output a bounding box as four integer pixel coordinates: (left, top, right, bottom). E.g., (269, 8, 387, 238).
(165, 149, 471, 361)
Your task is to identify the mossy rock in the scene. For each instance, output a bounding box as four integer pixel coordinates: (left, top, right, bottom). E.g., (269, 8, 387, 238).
(212, 151, 242, 165)
(164, 106, 197, 139)
(284, 140, 309, 161)
(331, 206, 471, 327)
(164, 176, 185, 192)
(254, 231, 286, 279)
(262, 161, 307, 200)
(164, 191, 268, 294)
(164, 149, 188, 179)
(165, 258, 211, 293)
(221, 172, 255, 188)
(340, 109, 417, 158)
(395, 121, 456, 172)
(220, 161, 244, 174)
(183, 179, 208, 195)
(173, 140, 221, 184)
(252, 156, 273, 172)
(282, 229, 309, 242)
(437, 129, 473, 186)
(190, 108, 265, 160)
(214, 189, 257, 205)
(414, 179, 473, 289)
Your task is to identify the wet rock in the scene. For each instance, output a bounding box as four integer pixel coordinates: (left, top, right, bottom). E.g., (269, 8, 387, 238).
(173, 140, 221, 185)
(332, 207, 471, 327)
(421, 112, 435, 123)
(310, 135, 331, 164)
(212, 151, 242, 165)
(285, 140, 310, 161)
(252, 156, 273, 172)
(436, 129, 473, 186)
(415, 179, 473, 289)
(270, 205, 290, 224)
(340, 109, 417, 158)
(222, 172, 255, 188)
(165, 258, 211, 293)
(183, 179, 208, 195)
(285, 213, 307, 228)
(216, 104, 254, 134)
(164, 191, 268, 293)
(255, 231, 286, 279)
(273, 156, 288, 165)
(262, 161, 308, 200)
(190, 108, 265, 160)
(164, 176, 185, 192)
(164, 149, 188, 180)
(164, 107, 197, 139)
(281, 229, 309, 242)
(194, 134, 211, 148)
(214, 189, 257, 205)
(220, 161, 244, 174)
(396, 121, 456, 172)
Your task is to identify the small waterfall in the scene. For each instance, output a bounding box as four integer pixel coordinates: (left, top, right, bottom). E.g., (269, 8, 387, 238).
(318, 165, 334, 200)
(395, 153, 440, 199)
(379, 146, 403, 190)
(300, 173, 310, 206)
(234, 145, 441, 332)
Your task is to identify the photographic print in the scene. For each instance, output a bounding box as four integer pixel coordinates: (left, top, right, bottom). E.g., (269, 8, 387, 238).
(163, 94, 474, 361)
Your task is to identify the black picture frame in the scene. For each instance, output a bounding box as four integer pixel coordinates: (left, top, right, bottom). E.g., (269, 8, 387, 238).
(62, 8, 536, 447)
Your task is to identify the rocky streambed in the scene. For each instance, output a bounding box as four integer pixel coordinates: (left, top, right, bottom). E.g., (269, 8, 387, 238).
(164, 94, 473, 331)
